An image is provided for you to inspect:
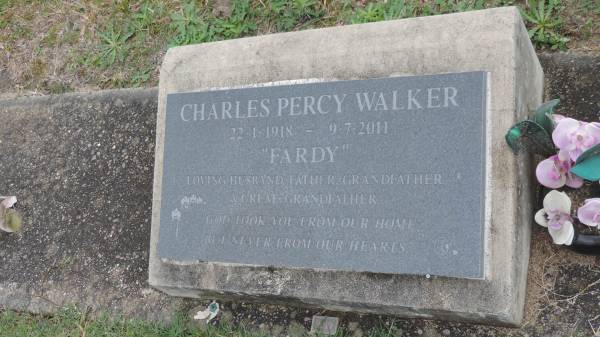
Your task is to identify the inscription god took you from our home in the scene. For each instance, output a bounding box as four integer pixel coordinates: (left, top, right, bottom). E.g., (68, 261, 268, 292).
(158, 72, 487, 278)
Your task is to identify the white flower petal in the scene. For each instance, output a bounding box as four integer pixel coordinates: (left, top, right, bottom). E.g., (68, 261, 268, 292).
(193, 309, 211, 320)
(535, 209, 548, 227)
(0, 196, 16, 209)
(543, 190, 571, 213)
(548, 221, 574, 245)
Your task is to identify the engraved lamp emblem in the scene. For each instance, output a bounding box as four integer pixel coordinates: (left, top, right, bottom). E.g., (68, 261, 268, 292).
(171, 208, 182, 221)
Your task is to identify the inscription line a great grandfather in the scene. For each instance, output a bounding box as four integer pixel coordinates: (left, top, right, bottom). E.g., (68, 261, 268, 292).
(158, 71, 487, 279)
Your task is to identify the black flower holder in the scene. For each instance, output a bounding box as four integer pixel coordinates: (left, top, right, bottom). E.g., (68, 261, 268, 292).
(506, 100, 600, 255)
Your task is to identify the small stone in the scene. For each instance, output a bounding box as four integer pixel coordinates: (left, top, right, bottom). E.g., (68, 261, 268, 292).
(347, 322, 360, 331)
(311, 316, 338, 335)
(417, 329, 423, 335)
(351, 328, 364, 337)
(287, 321, 307, 337)
(258, 323, 270, 335)
(442, 329, 451, 336)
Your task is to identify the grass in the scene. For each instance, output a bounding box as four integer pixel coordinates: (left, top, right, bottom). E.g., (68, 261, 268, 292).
(0, 0, 597, 94)
(0, 306, 401, 337)
(0, 307, 258, 337)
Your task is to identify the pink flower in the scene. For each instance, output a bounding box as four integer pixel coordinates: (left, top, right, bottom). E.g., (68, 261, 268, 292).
(552, 118, 600, 161)
(577, 198, 600, 227)
(535, 190, 574, 245)
(535, 150, 583, 189)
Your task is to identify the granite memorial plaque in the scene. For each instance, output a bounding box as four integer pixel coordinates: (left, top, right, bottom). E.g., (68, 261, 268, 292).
(158, 71, 487, 279)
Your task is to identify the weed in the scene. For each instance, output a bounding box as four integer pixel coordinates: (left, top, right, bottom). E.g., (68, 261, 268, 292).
(41, 24, 59, 47)
(348, 2, 386, 23)
(348, 0, 491, 24)
(115, 0, 132, 16)
(168, 0, 258, 46)
(579, 18, 595, 39)
(130, 67, 153, 87)
(439, 0, 487, 12)
(30, 58, 47, 77)
(132, 0, 167, 36)
(46, 81, 72, 94)
(520, 0, 570, 49)
(267, 0, 325, 31)
(97, 23, 134, 67)
(213, 0, 257, 39)
(0, 0, 11, 31)
(169, 1, 213, 46)
(61, 29, 80, 45)
(10, 24, 32, 41)
(578, 0, 600, 14)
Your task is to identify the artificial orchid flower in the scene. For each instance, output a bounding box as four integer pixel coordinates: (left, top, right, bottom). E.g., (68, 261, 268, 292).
(577, 198, 600, 228)
(535, 190, 575, 245)
(535, 150, 583, 189)
(552, 118, 600, 161)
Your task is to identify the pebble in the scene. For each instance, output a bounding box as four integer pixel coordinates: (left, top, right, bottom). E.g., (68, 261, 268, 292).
(352, 328, 364, 337)
(347, 322, 360, 331)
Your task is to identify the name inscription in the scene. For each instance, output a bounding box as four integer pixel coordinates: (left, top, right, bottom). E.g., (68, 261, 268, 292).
(158, 72, 487, 278)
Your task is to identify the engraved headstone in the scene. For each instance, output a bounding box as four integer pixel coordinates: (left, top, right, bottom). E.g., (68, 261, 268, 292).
(150, 7, 543, 326)
(158, 72, 486, 279)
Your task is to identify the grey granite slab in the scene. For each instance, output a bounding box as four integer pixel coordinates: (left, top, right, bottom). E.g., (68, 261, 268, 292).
(158, 72, 487, 278)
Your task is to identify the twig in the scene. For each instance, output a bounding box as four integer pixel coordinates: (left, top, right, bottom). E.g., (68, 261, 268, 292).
(31, 295, 61, 308)
(555, 278, 600, 304)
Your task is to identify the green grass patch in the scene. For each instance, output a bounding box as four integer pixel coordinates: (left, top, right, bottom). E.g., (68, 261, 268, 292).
(0, 307, 199, 337)
(0, 307, 363, 337)
(0, 0, 595, 93)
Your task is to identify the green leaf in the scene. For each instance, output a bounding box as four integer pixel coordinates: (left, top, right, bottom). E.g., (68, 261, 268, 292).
(571, 155, 600, 181)
(534, 99, 559, 134)
(576, 143, 600, 165)
(505, 120, 555, 156)
(571, 143, 600, 181)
